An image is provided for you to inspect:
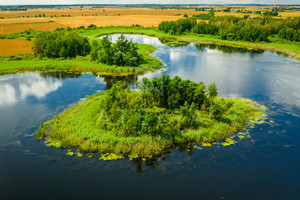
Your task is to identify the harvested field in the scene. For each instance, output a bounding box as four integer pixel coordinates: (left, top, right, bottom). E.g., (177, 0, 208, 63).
(0, 39, 33, 56)
(55, 15, 182, 28)
(0, 7, 299, 35)
(279, 11, 300, 18)
(0, 22, 66, 35)
(214, 12, 256, 17)
(0, 14, 182, 35)
(0, 8, 202, 18)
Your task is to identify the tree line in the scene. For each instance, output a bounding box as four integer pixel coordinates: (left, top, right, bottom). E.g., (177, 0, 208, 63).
(158, 16, 300, 42)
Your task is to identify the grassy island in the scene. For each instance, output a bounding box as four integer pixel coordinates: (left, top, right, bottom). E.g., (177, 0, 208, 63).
(36, 75, 266, 159)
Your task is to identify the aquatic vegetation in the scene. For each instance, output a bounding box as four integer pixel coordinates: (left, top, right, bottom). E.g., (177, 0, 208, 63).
(221, 137, 237, 147)
(36, 75, 267, 160)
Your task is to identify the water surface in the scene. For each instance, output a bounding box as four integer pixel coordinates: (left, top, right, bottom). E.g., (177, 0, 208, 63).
(1, 34, 300, 200)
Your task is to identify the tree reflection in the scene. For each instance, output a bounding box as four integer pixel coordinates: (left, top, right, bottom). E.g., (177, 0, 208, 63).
(195, 43, 264, 54)
(129, 143, 196, 173)
(159, 37, 190, 47)
(98, 74, 139, 90)
(39, 71, 82, 80)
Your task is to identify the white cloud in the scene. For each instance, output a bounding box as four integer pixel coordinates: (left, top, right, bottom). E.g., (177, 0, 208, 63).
(0, 73, 62, 105)
(0, 84, 16, 104)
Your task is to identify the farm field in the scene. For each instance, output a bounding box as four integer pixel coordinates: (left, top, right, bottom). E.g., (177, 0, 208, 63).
(0, 39, 32, 56)
(1, 7, 299, 35)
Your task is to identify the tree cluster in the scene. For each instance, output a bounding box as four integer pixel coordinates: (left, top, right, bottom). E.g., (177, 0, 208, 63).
(263, 10, 279, 16)
(279, 28, 300, 41)
(32, 31, 91, 58)
(193, 11, 215, 20)
(97, 75, 225, 136)
(90, 35, 143, 67)
(158, 18, 197, 35)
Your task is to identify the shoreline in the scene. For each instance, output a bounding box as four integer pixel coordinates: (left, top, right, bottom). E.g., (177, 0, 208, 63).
(85, 26, 300, 61)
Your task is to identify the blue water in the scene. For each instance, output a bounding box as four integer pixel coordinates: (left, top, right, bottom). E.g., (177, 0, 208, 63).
(1, 34, 300, 200)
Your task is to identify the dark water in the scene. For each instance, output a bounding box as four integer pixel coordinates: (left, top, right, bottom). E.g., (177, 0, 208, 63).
(1, 34, 300, 200)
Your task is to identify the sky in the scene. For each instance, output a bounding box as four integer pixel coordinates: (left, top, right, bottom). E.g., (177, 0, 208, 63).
(0, 0, 299, 6)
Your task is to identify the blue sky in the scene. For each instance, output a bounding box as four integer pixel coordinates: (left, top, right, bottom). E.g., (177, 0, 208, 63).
(0, 0, 299, 6)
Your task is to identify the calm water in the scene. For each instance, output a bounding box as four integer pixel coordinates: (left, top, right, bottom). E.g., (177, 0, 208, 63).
(1, 34, 300, 200)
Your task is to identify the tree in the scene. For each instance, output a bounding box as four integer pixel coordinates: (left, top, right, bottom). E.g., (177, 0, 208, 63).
(207, 83, 218, 98)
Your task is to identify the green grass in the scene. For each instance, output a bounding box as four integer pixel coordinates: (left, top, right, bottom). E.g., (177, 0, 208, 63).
(36, 91, 267, 160)
(78, 26, 300, 60)
(0, 43, 162, 76)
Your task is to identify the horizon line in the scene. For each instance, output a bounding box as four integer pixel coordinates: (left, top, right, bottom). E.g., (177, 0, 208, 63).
(1, 4, 300, 6)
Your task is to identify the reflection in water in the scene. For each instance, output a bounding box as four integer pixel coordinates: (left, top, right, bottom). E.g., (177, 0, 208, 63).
(0, 73, 62, 105)
(100, 34, 164, 47)
(195, 43, 265, 54)
(39, 71, 82, 80)
(98, 74, 139, 90)
(1, 34, 300, 199)
(158, 37, 190, 47)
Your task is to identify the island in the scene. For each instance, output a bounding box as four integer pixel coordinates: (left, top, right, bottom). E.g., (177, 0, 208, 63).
(36, 75, 266, 160)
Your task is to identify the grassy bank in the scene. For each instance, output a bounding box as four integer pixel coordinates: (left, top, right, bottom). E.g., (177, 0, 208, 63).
(36, 79, 267, 160)
(0, 43, 162, 76)
(79, 26, 300, 60)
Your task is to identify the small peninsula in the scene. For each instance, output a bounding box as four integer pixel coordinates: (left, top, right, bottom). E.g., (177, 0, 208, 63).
(36, 75, 266, 159)
(0, 31, 162, 76)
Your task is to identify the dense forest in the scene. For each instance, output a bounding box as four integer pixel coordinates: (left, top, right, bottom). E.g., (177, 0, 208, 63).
(32, 32, 144, 67)
(159, 16, 300, 42)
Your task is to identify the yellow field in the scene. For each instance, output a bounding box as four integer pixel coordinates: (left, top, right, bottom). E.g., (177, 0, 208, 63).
(0, 7, 299, 35)
(279, 11, 300, 18)
(0, 39, 33, 56)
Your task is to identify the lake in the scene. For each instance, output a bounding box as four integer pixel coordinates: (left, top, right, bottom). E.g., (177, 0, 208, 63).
(1, 34, 300, 200)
